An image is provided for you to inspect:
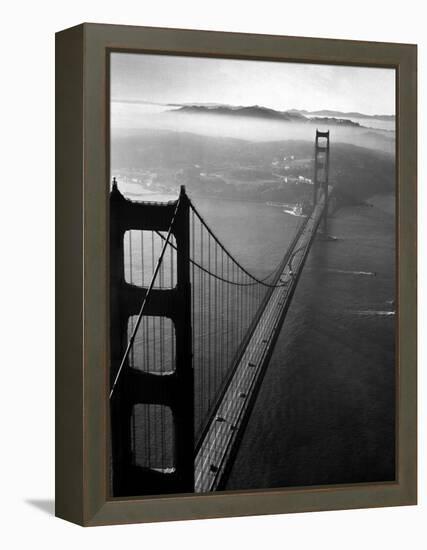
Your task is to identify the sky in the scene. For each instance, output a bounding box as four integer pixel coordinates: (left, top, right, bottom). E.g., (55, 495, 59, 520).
(111, 52, 396, 116)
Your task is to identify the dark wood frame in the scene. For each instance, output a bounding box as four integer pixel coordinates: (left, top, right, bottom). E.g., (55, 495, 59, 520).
(55, 23, 417, 526)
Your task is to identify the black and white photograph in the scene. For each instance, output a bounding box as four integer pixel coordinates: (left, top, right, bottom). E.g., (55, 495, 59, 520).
(0, 0, 423, 539)
(109, 52, 396, 497)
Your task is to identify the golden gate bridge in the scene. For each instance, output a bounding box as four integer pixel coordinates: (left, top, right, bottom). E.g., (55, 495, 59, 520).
(110, 130, 331, 496)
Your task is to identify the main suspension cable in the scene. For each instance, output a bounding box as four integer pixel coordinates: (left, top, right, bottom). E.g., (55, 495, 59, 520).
(188, 200, 311, 288)
(154, 229, 284, 287)
(189, 200, 301, 287)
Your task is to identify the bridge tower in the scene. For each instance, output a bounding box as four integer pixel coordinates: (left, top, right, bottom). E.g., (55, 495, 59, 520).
(313, 130, 330, 232)
(110, 181, 194, 496)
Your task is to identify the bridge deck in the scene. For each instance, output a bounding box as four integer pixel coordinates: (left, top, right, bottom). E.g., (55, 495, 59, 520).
(194, 193, 327, 492)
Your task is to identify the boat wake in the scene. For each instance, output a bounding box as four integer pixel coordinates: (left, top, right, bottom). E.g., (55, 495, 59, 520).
(326, 269, 376, 276)
(353, 310, 395, 317)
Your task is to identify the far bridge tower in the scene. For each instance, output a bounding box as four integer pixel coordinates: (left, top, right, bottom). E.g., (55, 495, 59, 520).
(313, 129, 330, 233)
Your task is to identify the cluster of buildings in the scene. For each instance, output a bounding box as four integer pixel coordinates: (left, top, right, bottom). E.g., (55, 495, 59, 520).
(271, 155, 313, 186)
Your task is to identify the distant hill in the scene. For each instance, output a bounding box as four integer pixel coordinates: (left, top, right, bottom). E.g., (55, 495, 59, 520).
(289, 109, 395, 121)
(170, 104, 360, 127)
(112, 99, 394, 122)
(309, 116, 361, 127)
(172, 104, 300, 121)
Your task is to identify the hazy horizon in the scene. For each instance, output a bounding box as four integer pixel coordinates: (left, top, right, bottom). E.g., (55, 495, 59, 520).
(111, 53, 396, 117)
(111, 98, 395, 118)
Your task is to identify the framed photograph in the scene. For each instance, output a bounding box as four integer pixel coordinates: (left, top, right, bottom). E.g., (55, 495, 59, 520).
(55, 23, 417, 526)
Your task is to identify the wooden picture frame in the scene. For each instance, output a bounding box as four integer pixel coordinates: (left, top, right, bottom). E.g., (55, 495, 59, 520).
(55, 23, 417, 526)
